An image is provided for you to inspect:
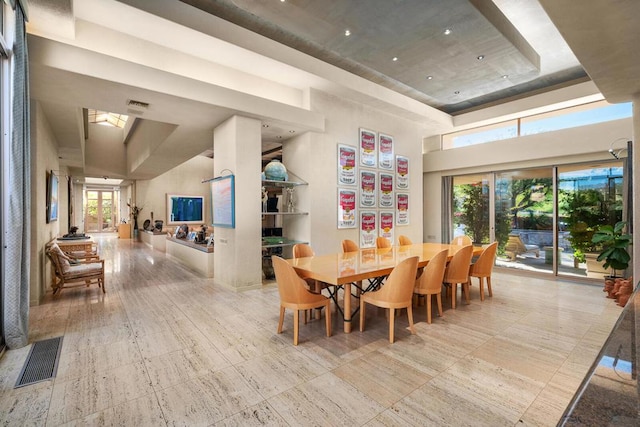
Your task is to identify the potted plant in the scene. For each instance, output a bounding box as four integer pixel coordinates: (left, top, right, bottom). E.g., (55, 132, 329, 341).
(591, 221, 632, 278)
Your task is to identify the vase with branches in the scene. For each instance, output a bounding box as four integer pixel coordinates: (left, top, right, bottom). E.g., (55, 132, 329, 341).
(127, 203, 144, 231)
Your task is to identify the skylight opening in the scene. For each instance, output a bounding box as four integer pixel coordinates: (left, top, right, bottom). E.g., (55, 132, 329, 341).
(88, 109, 128, 128)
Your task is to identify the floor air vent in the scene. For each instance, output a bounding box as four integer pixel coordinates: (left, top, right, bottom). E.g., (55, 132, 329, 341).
(15, 336, 63, 388)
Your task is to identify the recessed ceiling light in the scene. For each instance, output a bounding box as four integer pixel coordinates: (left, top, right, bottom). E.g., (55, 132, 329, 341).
(444, 28, 452, 35)
(477, 55, 485, 60)
(426, 75, 433, 80)
(454, 91, 460, 94)
(502, 75, 508, 79)
(289, 130, 295, 133)
(344, 29, 351, 36)
(262, 124, 269, 128)
(277, 136, 283, 139)
(392, 57, 398, 61)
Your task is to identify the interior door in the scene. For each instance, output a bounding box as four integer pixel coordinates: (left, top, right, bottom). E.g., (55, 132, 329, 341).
(85, 190, 116, 233)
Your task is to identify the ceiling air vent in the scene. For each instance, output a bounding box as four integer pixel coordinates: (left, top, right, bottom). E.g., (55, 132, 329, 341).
(126, 99, 149, 115)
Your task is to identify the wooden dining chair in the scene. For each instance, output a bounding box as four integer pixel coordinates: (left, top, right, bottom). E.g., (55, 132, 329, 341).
(468, 242, 498, 301)
(292, 243, 323, 294)
(451, 235, 472, 246)
(376, 237, 392, 249)
(398, 235, 413, 246)
(413, 248, 448, 323)
(272, 256, 331, 346)
(443, 245, 474, 309)
(341, 239, 359, 253)
(360, 256, 418, 343)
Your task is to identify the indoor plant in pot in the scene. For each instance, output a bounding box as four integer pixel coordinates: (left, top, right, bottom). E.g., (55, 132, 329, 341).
(592, 221, 632, 301)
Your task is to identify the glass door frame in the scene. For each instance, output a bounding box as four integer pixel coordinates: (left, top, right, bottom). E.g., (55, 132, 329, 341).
(85, 188, 117, 233)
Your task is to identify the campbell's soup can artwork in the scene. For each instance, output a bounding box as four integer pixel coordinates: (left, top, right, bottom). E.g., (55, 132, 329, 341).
(379, 134, 394, 170)
(379, 173, 394, 207)
(380, 211, 394, 240)
(396, 156, 409, 189)
(360, 211, 377, 248)
(338, 189, 356, 228)
(359, 129, 377, 167)
(397, 193, 409, 225)
(360, 170, 376, 207)
(338, 145, 357, 185)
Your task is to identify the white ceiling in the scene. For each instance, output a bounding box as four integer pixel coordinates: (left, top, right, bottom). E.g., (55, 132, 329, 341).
(25, 0, 638, 182)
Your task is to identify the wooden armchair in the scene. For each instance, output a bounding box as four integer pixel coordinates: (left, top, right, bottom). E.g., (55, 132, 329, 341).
(47, 243, 105, 294)
(504, 233, 540, 261)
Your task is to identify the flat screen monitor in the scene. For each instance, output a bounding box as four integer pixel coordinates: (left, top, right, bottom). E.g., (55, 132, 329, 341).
(167, 194, 205, 225)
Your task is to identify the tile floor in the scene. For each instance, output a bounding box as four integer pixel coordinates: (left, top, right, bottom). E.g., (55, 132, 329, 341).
(0, 236, 622, 426)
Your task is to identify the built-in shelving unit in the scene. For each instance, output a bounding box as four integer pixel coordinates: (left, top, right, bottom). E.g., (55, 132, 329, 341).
(261, 174, 308, 279)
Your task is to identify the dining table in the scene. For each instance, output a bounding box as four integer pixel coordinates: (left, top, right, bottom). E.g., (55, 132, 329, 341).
(287, 243, 484, 333)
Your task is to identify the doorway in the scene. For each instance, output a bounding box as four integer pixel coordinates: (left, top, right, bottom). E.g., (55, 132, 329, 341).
(85, 189, 117, 232)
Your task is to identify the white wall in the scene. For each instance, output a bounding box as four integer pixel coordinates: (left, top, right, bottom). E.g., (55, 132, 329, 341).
(30, 101, 64, 305)
(422, 117, 634, 242)
(135, 155, 213, 227)
(283, 89, 427, 255)
(84, 123, 127, 177)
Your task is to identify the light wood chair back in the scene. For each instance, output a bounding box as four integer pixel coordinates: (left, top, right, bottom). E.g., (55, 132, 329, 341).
(376, 237, 392, 249)
(359, 256, 418, 343)
(398, 235, 413, 246)
(272, 256, 331, 345)
(414, 249, 448, 324)
(451, 235, 472, 246)
(293, 243, 315, 258)
(469, 242, 498, 301)
(443, 245, 473, 309)
(342, 239, 359, 253)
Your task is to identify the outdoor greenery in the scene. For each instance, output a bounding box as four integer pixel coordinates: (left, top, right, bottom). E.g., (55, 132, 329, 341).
(560, 188, 622, 259)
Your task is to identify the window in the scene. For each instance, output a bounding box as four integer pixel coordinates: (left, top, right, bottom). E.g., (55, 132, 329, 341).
(442, 101, 632, 150)
(87, 109, 128, 128)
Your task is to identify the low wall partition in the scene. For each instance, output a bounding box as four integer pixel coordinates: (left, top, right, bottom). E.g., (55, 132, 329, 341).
(165, 236, 214, 278)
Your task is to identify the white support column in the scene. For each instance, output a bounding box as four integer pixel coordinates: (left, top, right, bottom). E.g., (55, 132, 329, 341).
(213, 115, 263, 291)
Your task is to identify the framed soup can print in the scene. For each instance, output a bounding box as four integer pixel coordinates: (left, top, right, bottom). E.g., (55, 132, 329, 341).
(338, 144, 357, 186)
(379, 211, 395, 242)
(359, 169, 377, 208)
(359, 128, 377, 168)
(338, 188, 357, 229)
(396, 155, 409, 189)
(360, 211, 377, 248)
(379, 172, 394, 208)
(378, 133, 394, 170)
(396, 193, 409, 225)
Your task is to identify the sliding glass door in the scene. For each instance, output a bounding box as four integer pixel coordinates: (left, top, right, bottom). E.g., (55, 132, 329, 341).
(448, 160, 624, 280)
(558, 163, 623, 278)
(452, 174, 490, 244)
(495, 168, 554, 275)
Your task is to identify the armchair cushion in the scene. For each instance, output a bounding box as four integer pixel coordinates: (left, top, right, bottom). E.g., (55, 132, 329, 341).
(49, 243, 72, 272)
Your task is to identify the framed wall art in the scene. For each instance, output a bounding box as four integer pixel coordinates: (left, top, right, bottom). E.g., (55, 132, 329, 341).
(359, 169, 377, 208)
(378, 172, 394, 208)
(359, 128, 377, 168)
(396, 193, 409, 225)
(337, 144, 357, 186)
(378, 133, 394, 170)
(379, 211, 395, 242)
(337, 188, 357, 229)
(360, 211, 377, 248)
(396, 155, 409, 189)
(46, 170, 59, 223)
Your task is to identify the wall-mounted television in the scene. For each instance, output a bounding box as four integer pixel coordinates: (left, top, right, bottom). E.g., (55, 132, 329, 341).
(166, 194, 205, 225)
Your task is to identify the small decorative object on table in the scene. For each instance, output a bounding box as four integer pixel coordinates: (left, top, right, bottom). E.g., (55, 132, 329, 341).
(263, 159, 288, 181)
(285, 187, 295, 212)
